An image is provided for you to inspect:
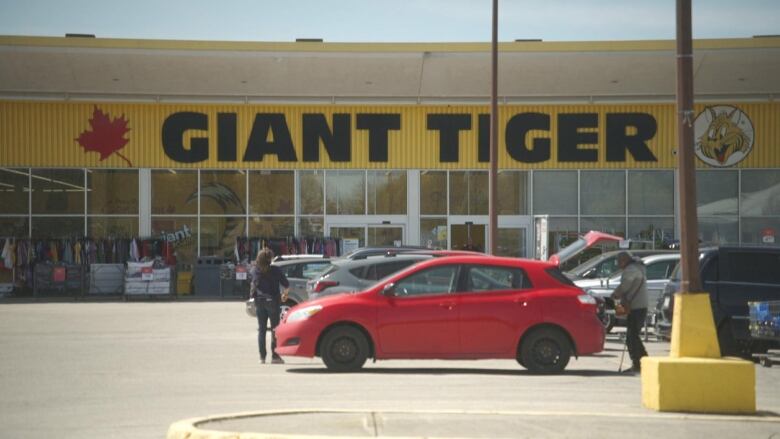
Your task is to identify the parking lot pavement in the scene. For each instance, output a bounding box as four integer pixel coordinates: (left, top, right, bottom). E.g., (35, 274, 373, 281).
(0, 302, 778, 439)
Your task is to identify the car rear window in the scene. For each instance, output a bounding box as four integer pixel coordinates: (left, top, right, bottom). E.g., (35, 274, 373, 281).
(546, 267, 577, 287)
(727, 251, 780, 284)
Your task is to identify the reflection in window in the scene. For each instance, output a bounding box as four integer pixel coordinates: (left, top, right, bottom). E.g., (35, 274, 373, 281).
(741, 218, 780, 245)
(0, 217, 28, 237)
(367, 171, 406, 215)
(88, 217, 138, 238)
(31, 217, 84, 239)
(200, 217, 246, 258)
(697, 170, 738, 215)
(421, 171, 447, 215)
(627, 217, 675, 244)
(628, 171, 674, 215)
(299, 171, 324, 215)
(698, 217, 738, 245)
(250, 171, 293, 215)
(450, 171, 487, 215)
(581, 217, 625, 238)
(498, 171, 528, 215)
(534, 171, 577, 215)
(200, 171, 246, 215)
(368, 227, 402, 246)
(581, 171, 625, 215)
(152, 170, 197, 215)
(31, 169, 84, 214)
(0, 168, 30, 214)
(467, 265, 530, 291)
(151, 217, 197, 266)
(394, 266, 459, 296)
(88, 170, 138, 214)
(299, 217, 324, 237)
(741, 170, 780, 216)
(249, 217, 294, 237)
(497, 228, 526, 258)
(420, 218, 447, 249)
(326, 171, 365, 215)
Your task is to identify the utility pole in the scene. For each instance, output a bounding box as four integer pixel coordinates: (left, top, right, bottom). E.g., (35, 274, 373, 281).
(676, 0, 701, 292)
(488, 0, 499, 255)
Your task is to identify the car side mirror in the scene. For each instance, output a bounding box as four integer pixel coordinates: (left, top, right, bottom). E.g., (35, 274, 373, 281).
(382, 283, 396, 297)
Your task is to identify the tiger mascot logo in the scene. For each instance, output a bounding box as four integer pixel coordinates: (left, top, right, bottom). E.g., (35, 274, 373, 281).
(694, 105, 754, 167)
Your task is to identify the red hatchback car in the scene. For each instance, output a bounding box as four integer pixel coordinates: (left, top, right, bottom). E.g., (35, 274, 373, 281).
(275, 255, 605, 374)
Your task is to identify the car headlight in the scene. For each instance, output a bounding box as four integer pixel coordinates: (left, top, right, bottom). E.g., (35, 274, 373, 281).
(286, 305, 323, 323)
(578, 294, 597, 305)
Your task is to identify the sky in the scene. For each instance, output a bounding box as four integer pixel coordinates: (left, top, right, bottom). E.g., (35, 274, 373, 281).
(0, 0, 778, 43)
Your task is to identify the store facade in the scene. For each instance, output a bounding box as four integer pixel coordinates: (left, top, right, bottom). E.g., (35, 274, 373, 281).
(2, 100, 780, 267)
(2, 36, 780, 274)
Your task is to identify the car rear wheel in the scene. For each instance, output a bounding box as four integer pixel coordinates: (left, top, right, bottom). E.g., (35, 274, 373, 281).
(320, 326, 369, 372)
(519, 328, 571, 374)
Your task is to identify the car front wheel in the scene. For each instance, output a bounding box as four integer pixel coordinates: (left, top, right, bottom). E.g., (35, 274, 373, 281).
(519, 328, 572, 374)
(320, 326, 369, 372)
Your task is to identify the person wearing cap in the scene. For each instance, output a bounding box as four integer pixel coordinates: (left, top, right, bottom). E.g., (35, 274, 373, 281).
(611, 251, 649, 372)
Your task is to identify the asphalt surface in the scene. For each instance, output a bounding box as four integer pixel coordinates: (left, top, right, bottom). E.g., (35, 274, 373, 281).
(0, 301, 778, 438)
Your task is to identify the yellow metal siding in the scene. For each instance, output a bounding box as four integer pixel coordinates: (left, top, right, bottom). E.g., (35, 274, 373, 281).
(1, 101, 778, 169)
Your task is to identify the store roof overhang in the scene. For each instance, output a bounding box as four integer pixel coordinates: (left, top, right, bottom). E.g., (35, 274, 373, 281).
(0, 36, 778, 104)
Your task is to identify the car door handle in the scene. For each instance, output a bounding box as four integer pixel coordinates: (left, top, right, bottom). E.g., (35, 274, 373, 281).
(439, 302, 456, 310)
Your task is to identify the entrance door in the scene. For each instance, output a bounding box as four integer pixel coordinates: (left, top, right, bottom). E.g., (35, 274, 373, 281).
(451, 223, 486, 252)
(367, 226, 404, 247)
(329, 226, 365, 254)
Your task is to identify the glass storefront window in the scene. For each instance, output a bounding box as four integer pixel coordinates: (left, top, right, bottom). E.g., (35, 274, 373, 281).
(326, 171, 365, 215)
(628, 171, 674, 215)
(741, 217, 780, 245)
(450, 171, 488, 215)
(420, 218, 447, 249)
(0, 217, 28, 237)
(199, 217, 246, 257)
(88, 169, 138, 214)
(699, 217, 739, 245)
(696, 170, 738, 215)
(31, 217, 84, 239)
(0, 168, 30, 214)
(740, 170, 780, 216)
(534, 171, 577, 215)
(497, 171, 528, 215)
(88, 217, 138, 238)
(330, 227, 366, 249)
(420, 171, 447, 215)
(627, 217, 675, 246)
(200, 170, 246, 215)
(299, 217, 324, 237)
(152, 170, 197, 215)
(31, 169, 84, 215)
(581, 171, 625, 215)
(497, 228, 526, 258)
(299, 171, 324, 215)
(249, 171, 293, 215)
(249, 217, 294, 237)
(367, 171, 407, 215)
(151, 217, 196, 265)
(581, 217, 626, 237)
(368, 226, 403, 246)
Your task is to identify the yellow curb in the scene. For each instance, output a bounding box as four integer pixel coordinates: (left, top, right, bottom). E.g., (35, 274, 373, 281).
(167, 408, 780, 439)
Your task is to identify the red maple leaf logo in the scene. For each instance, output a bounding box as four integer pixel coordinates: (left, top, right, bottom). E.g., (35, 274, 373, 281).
(75, 106, 133, 166)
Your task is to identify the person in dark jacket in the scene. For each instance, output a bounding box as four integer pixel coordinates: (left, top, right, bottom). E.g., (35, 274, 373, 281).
(611, 251, 649, 372)
(250, 248, 290, 364)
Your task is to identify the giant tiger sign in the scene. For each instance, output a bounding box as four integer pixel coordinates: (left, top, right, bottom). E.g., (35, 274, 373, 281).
(162, 111, 658, 164)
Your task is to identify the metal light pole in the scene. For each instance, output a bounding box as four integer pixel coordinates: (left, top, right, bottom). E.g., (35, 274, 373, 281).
(488, 0, 499, 255)
(676, 0, 701, 292)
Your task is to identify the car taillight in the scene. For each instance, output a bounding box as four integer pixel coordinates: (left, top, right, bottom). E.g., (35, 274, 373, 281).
(313, 280, 339, 293)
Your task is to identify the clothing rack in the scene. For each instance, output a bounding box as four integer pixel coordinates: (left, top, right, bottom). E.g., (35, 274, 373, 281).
(235, 236, 342, 262)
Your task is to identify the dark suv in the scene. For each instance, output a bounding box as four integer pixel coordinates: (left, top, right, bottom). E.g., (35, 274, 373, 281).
(656, 246, 780, 356)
